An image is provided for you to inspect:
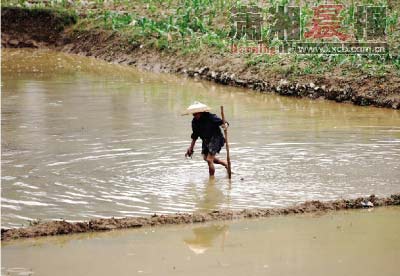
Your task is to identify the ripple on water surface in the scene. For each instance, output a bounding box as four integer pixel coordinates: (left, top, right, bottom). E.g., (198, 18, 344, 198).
(1, 49, 400, 227)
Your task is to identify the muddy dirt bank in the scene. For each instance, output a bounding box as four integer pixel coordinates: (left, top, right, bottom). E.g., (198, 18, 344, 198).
(1, 7, 400, 109)
(64, 29, 400, 110)
(2, 194, 399, 241)
(1, 7, 76, 48)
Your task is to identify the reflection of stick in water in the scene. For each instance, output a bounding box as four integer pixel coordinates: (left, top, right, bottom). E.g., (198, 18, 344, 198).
(221, 227, 228, 252)
(184, 224, 229, 254)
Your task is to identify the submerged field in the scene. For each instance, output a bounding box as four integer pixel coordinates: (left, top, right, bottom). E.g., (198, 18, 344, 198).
(3, 207, 400, 276)
(1, 1, 400, 274)
(2, 48, 400, 232)
(1, 2, 400, 275)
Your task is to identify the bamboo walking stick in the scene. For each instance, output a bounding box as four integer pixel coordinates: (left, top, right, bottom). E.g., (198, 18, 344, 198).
(220, 106, 232, 179)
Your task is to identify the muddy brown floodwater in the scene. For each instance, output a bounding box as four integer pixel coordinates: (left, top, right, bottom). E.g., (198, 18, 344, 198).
(2, 207, 400, 276)
(1, 49, 400, 229)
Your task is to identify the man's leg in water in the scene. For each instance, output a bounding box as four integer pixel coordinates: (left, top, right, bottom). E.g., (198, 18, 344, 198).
(203, 154, 228, 175)
(205, 154, 216, 176)
(213, 156, 228, 169)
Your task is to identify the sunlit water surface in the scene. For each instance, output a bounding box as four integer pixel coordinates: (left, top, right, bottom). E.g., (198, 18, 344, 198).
(1, 49, 400, 227)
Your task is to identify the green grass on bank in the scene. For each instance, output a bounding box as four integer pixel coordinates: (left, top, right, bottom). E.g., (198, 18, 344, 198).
(2, 0, 400, 77)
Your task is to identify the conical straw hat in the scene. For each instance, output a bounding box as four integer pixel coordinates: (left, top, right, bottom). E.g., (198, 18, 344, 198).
(184, 242, 209, 254)
(182, 101, 211, 115)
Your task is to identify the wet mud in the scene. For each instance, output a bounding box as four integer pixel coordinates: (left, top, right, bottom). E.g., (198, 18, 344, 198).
(2, 194, 399, 241)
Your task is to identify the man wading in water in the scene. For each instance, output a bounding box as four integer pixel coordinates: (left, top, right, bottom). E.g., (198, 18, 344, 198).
(183, 102, 229, 177)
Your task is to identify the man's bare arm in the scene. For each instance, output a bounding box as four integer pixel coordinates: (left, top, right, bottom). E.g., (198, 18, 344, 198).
(185, 139, 196, 157)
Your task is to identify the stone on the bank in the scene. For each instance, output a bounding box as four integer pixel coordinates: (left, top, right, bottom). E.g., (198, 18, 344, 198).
(279, 79, 289, 86)
(9, 39, 19, 46)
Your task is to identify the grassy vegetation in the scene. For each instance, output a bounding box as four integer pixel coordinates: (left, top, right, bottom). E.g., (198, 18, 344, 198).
(2, 0, 399, 77)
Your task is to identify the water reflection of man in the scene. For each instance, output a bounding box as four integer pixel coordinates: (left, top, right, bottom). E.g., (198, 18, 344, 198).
(184, 177, 230, 254)
(184, 224, 229, 254)
(183, 102, 228, 177)
(197, 177, 225, 212)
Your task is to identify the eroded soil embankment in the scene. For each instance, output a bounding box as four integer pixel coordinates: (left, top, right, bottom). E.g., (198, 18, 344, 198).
(1, 7, 400, 109)
(61, 29, 400, 109)
(2, 194, 400, 241)
(1, 7, 76, 48)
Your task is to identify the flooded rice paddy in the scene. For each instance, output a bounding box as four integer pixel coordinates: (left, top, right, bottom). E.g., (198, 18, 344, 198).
(2, 207, 400, 276)
(1, 49, 400, 228)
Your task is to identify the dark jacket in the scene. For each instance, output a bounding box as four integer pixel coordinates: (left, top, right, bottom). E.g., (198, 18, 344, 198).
(191, 112, 223, 141)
